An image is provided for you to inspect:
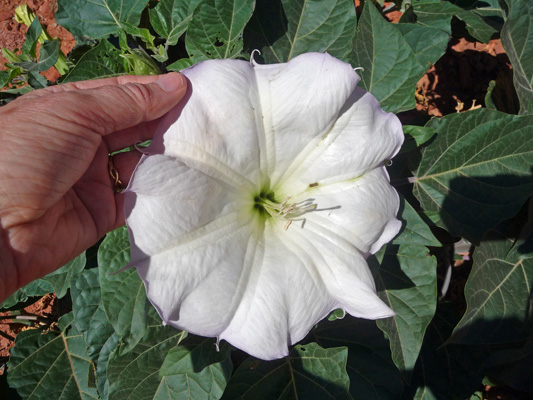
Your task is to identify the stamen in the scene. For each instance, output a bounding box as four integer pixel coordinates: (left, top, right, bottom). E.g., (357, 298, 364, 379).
(255, 195, 317, 229)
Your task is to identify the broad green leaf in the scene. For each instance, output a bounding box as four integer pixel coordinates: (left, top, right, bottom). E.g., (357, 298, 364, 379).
(408, 0, 498, 43)
(222, 343, 351, 400)
(484, 339, 533, 393)
(156, 335, 232, 399)
(149, 0, 198, 46)
(16, 39, 60, 72)
(160, 335, 230, 375)
(167, 57, 195, 71)
(244, 0, 357, 63)
(71, 268, 115, 361)
(372, 200, 438, 382)
(409, 303, 487, 400)
(1, 279, 52, 310)
(34, 39, 59, 71)
(56, 0, 148, 40)
(27, 70, 48, 88)
(314, 318, 403, 400)
(96, 333, 119, 400)
(470, 0, 503, 19)
(413, 109, 533, 244)
(41, 252, 86, 298)
(98, 226, 148, 354)
(107, 323, 185, 399)
(352, 2, 449, 112)
(22, 17, 42, 58)
(449, 234, 533, 344)
(7, 313, 98, 399)
(63, 40, 128, 82)
(122, 23, 158, 51)
(403, 125, 436, 147)
(501, 0, 533, 114)
(391, 200, 441, 248)
(185, 0, 255, 62)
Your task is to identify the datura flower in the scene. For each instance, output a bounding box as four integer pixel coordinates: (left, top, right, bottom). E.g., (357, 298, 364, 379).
(124, 52, 404, 360)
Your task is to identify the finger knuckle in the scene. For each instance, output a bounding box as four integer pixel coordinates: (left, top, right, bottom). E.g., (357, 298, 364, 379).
(122, 83, 154, 108)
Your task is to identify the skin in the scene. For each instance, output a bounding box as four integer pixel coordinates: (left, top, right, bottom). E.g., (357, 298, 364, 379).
(0, 73, 187, 302)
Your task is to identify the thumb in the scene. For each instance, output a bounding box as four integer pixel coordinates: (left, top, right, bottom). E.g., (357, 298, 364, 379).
(62, 73, 188, 136)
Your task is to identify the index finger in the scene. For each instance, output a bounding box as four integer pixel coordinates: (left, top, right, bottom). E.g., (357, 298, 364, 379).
(26, 75, 167, 98)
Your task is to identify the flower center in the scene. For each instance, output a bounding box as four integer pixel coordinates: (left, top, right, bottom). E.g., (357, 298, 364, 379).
(253, 192, 317, 229)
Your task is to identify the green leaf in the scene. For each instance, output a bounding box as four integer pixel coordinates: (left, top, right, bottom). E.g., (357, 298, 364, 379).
(314, 318, 403, 400)
(96, 333, 119, 400)
(222, 343, 351, 400)
(7, 313, 99, 399)
(0, 68, 22, 88)
(409, 0, 498, 43)
(0, 86, 33, 106)
(122, 48, 161, 75)
(1, 279, 52, 310)
(56, 0, 149, 40)
(471, 0, 503, 19)
(501, 0, 533, 114)
(22, 17, 42, 58)
(63, 40, 128, 82)
(408, 302, 487, 400)
(244, 0, 357, 63)
(371, 199, 438, 382)
(98, 226, 148, 354)
(167, 57, 195, 71)
(484, 338, 533, 393)
(16, 39, 60, 72)
(413, 109, 533, 244)
(185, 0, 255, 62)
(36, 39, 60, 71)
(449, 234, 533, 344)
(392, 199, 441, 248)
(149, 0, 197, 46)
(27, 69, 48, 88)
(2, 48, 24, 63)
(352, 2, 449, 112)
(41, 252, 86, 298)
(403, 125, 436, 147)
(71, 268, 116, 362)
(157, 335, 232, 399)
(107, 323, 184, 399)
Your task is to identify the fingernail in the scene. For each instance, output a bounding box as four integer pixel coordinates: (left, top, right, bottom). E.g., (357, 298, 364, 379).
(155, 73, 184, 93)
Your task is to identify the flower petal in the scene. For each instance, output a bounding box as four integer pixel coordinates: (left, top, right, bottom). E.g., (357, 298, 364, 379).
(125, 155, 259, 336)
(125, 154, 242, 258)
(252, 52, 360, 183)
(290, 167, 401, 256)
(276, 88, 403, 195)
(285, 224, 394, 319)
(153, 59, 264, 190)
(218, 220, 337, 360)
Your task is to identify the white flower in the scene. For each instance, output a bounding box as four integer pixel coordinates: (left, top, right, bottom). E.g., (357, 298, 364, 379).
(124, 53, 404, 360)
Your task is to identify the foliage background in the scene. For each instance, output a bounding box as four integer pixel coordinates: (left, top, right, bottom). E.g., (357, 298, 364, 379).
(1, 0, 532, 399)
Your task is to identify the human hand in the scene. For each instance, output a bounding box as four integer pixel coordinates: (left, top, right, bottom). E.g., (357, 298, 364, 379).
(0, 73, 187, 302)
